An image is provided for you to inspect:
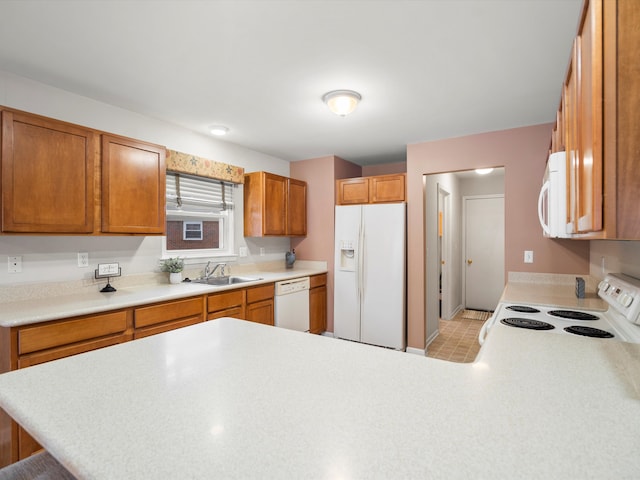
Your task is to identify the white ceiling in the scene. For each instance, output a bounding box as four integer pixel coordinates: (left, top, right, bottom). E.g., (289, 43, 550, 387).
(0, 0, 582, 166)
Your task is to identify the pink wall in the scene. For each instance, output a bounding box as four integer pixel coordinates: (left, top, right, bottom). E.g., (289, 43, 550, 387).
(406, 124, 590, 350)
(362, 162, 407, 176)
(291, 156, 361, 332)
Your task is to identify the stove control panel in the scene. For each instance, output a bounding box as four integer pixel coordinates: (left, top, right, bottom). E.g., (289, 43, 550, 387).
(598, 273, 640, 325)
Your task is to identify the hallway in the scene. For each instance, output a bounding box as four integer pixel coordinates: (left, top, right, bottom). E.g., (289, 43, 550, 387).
(426, 311, 485, 363)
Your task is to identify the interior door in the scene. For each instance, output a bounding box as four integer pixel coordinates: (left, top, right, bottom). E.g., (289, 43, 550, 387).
(464, 195, 504, 311)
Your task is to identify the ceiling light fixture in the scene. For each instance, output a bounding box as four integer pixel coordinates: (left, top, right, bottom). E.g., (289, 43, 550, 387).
(475, 168, 494, 175)
(210, 125, 229, 136)
(322, 90, 362, 116)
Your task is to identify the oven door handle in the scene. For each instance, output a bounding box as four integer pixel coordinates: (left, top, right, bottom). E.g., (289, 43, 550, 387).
(478, 315, 495, 346)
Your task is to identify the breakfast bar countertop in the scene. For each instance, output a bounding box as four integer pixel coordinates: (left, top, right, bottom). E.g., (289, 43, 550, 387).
(0, 317, 639, 479)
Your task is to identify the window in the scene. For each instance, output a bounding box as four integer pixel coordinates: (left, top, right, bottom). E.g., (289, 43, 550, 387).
(183, 221, 203, 241)
(163, 173, 236, 259)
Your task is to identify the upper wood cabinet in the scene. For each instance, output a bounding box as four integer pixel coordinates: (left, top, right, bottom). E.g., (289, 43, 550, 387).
(243, 171, 307, 237)
(101, 134, 166, 234)
(0, 108, 166, 235)
(287, 178, 307, 236)
(565, 0, 603, 235)
(554, 0, 640, 239)
(1, 110, 97, 233)
(336, 173, 405, 205)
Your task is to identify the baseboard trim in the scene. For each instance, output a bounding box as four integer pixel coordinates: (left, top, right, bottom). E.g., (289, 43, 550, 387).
(405, 346, 425, 356)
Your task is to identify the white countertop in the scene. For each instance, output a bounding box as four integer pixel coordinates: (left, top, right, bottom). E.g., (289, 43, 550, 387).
(0, 263, 326, 328)
(0, 317, 639, 479)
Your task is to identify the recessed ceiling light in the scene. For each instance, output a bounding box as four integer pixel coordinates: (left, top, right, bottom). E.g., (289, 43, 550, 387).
(210, 126, 229, 136)
(475, 168, 494, 175)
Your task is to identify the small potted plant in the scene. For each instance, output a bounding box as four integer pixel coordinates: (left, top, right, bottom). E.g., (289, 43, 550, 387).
(161, 257, 184, 284)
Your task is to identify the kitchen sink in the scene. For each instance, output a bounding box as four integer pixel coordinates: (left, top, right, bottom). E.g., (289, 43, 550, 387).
(191, 276, 262, 286)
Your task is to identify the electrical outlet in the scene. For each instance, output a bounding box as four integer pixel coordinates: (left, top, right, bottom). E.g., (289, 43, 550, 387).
(78, 252, 89, 268)
(239, 246, 248, 257)
(260, 247, 265, 256)
(524, 250, 534, 264)
(8, 256, 22, 273)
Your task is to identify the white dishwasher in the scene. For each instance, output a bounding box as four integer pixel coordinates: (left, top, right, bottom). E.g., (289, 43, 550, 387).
(274, 277, 310, 332)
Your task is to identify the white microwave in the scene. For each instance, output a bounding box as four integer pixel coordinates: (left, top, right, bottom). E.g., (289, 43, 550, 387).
(538, 151, 570, 238)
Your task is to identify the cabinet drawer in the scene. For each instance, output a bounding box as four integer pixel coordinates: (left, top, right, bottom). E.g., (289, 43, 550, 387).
(18, 334, 130, 368)
(133, 316, 202, 339)
(208, 306, 244, 321)
(309, 274, 327, 289)
(134, 296, 203, 328)
(208, 290, 244, 313)
(18, 310, 129, 355)
(246, 283, 274, 304)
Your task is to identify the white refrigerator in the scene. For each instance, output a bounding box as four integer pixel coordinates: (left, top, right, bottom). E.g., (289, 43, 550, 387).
(333, 203, 406, 350)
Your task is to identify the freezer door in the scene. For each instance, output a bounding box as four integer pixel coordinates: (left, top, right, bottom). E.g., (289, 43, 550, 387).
(333, 205, 362, 342)
(360, 203, 406, 350)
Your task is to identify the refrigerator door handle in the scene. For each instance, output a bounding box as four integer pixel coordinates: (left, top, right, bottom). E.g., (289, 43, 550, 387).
(360, 219, 365, 302)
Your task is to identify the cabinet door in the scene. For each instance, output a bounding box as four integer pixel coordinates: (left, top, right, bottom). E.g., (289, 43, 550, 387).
(263, 173, 287, 235)
(575, 0, 603, 233)
(245, 299, 274, 326)
(370, 174, 406, 203)
(101, 134, 166, 234)
(336, 177, 369, 205)
(309, 276, 327, 335)
(1, 110, 97, 233)
(287, 178, 307, 236)
(564, 40, 580, 234)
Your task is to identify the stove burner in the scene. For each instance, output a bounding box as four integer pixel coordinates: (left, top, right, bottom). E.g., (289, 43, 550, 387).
(564, 326, 614, 338)
(506, 305, 541, 314)
(548, 310, 599, 321)
(500, 318, 555, 330)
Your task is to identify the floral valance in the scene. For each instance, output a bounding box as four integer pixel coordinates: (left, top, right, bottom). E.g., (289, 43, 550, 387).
(166, 149, 244, 184)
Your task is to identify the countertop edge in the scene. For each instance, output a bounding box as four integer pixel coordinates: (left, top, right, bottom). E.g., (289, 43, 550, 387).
(0, 265, 327, 328)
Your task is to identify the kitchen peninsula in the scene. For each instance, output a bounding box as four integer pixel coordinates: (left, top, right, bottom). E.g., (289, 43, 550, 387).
(0, 261, 327, 466)
(0, 316, 639, 479)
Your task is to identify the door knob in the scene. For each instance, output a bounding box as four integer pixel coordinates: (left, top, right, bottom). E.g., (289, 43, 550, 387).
(467, 259, 473, 265)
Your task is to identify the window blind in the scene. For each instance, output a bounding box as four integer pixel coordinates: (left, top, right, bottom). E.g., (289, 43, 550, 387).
(166, 172, 235, 215)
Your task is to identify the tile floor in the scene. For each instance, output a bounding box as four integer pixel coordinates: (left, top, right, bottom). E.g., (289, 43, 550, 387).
(426, 311, 486, 363)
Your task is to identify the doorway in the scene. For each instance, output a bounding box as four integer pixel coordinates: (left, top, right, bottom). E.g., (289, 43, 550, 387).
(423, 168, 505, 348)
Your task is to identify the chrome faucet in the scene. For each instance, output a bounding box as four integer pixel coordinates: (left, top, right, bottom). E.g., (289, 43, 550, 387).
(204, 261, 227, 278)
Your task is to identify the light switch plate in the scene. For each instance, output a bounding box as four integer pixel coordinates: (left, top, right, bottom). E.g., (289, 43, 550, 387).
(524, 250, 534, 264)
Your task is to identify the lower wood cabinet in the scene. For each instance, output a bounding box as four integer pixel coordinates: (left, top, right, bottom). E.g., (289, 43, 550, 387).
(0, 279, 281, 467)
(206, 283, 275, 325)
(133, 296, 204, 339)
(207, 290, 245, 320)
(245, 284, 275, 326)
(309, 274, 327, 334)
(1, 309, 134, 464)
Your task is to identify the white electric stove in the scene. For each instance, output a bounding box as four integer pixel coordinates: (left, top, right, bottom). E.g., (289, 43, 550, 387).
(479, 273, 640, 345)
